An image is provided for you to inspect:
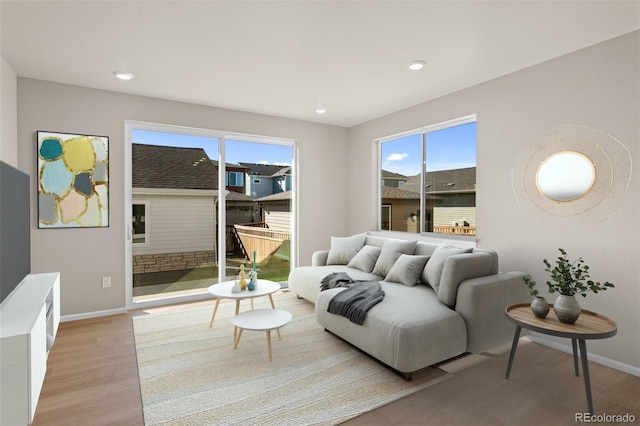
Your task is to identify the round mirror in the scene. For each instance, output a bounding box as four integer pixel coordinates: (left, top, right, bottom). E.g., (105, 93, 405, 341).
(536, 151, 595, 201)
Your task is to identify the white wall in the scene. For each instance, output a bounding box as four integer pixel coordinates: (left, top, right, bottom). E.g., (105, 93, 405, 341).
(17, 80, 348, 316)
(0, 55, 17, 165)
(348, 31, 640, 369)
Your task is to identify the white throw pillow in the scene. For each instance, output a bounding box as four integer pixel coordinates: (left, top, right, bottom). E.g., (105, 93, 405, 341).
(347, 245, 382, 273)
(326, 233, 366, 265)
(423, 241, 473, 293)
(371, 239, 417, 277)
(384, 254, 430, 287)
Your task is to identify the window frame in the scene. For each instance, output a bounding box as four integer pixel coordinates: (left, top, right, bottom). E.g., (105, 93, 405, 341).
(226, 171, 244, 187)
(376, 114, 476, 237)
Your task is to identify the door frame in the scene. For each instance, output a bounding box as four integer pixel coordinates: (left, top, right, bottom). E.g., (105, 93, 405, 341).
(124, 120, 297, 310)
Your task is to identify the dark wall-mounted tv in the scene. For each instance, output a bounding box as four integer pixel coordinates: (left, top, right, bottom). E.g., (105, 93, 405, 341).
(0, 161, 31, 305)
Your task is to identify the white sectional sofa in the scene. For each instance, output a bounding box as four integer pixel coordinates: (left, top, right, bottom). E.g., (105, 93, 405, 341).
(288, 233, 528, 380)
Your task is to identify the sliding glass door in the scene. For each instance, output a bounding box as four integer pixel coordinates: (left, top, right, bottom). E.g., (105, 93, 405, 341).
(223, 140, 293, 283)
(125, 122, 295, 306)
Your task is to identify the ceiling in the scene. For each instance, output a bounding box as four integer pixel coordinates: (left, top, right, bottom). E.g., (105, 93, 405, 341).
(2, 1, 639, 127)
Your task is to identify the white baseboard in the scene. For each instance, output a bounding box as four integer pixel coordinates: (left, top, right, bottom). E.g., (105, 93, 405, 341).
(526, 335, 640, 377)
(61, 308, 127, 322)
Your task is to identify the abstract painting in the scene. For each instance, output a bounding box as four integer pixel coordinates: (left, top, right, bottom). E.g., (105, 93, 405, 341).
(37, 131, 109, 228)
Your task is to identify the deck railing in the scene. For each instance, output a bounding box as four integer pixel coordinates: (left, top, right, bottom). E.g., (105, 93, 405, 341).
(433, 225, 476, 236)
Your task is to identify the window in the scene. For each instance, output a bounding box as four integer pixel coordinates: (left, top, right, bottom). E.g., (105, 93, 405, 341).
(378, 115, 476, 236)
(226, 171, 244, 187)
(132, 202, 148, 245)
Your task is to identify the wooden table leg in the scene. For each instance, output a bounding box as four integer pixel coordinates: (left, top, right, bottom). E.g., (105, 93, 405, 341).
(209, 298, 221, 328)
(234, 300, 240, 342)
(505, 326, 521, 379)
(268, 295, 281, 339)
(266, 330, 272, 362)
(234, 329, 243, 349)
(578, 339, 594, 414)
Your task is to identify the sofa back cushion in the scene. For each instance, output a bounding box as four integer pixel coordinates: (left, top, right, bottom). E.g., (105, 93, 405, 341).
(414, 241, 439, 256)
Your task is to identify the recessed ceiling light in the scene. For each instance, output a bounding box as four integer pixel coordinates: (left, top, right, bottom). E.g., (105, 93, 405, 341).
(315, 108, 326, 114)
(408, 60, 426, 71)
(113, 71, 134, 81)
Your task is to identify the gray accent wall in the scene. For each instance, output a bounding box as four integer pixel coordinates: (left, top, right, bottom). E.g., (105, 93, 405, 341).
(348, 31, 639, 369)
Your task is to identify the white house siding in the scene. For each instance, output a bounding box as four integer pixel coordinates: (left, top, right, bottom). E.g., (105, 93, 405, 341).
(132, 190, 216, 273)
(433, 207, 476, 227)
(265, 210, 291, 232)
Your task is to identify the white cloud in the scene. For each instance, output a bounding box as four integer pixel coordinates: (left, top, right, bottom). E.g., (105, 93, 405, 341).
(386, 152, 408, 162)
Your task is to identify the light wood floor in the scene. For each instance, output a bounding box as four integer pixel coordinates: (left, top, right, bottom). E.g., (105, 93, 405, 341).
(33, 299, 639, 426)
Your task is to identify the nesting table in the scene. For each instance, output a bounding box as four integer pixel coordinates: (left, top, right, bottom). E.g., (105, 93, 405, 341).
(232, 309, 292, 361)
(505, 303, 617, 414)
(207, 279, 291, 358)
(208, 279, 281, 326)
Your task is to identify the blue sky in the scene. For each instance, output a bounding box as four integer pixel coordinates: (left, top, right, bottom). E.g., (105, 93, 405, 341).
(381, 121, 476, 175)
(131, 130, 292, 165)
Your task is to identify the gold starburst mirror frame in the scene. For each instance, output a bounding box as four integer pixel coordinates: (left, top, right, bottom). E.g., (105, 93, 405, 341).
(512, 125, 631, 226)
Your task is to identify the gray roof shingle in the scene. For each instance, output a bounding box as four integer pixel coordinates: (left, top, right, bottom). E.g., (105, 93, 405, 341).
(132, 144, 218, 189)
(401, 167, 476, 193)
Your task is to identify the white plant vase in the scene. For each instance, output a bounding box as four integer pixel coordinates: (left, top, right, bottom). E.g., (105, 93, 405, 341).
(553, 294, 581, 324)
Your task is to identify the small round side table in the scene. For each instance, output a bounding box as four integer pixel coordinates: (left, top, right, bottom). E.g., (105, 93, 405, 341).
(505, 303, 617, 415)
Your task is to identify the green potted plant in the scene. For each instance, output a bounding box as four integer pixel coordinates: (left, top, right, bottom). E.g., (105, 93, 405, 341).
(538, 248, 614, 324)
(522, 275, 549, 318)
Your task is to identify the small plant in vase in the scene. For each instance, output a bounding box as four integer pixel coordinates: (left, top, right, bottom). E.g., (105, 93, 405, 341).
(522, 275, 549, 318)
(540, 248, 614, 324)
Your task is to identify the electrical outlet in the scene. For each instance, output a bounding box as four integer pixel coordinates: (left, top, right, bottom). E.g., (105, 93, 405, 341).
(102, 276, 111, 288)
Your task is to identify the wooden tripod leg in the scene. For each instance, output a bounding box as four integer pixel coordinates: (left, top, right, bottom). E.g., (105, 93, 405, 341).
(234, 329, 243, 349)
(209, 298, 221, 328)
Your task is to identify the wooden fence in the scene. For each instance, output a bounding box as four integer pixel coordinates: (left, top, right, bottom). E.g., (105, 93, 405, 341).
(232, 223, 291, 263)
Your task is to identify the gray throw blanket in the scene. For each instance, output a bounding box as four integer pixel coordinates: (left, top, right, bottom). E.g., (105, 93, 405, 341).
(320, 272, 385, 325)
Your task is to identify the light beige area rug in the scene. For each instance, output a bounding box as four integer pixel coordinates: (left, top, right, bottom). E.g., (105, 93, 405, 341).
(133, 291, 451, 425)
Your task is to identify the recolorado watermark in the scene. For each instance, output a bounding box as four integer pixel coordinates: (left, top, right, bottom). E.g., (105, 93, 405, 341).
(575, 413, 636, 423)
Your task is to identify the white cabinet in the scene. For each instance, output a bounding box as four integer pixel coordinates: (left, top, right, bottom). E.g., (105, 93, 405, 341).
(0, 272, 60, 426)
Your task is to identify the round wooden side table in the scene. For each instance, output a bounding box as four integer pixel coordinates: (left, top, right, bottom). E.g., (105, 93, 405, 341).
(505, 303, 617, 415)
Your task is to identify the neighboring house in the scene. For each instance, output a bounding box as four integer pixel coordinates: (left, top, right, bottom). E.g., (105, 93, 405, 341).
(212, 160, 250, 194)
(385, 167, 476, 234)
(255, 190, 292, 232)
(239, 162, 292, 198)
(131, 144, 219, 275)
(380, 185, 422, 233)
(381, 170, 408, 188)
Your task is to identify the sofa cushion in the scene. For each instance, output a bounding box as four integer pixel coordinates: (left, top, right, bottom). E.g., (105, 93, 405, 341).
(347, 245, 382, 273)
(423, 241, 473, 293)
(371, 239, 417, 277)
(288, 265, 383, 303)
(315, 281, 467, 373)
(326, 233, 366, 265)
(384, 254, 430, 287)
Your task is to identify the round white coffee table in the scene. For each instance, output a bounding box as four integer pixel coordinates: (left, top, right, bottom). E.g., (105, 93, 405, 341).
(231, 309, 293, 362)
(207, 279, 281, 340)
